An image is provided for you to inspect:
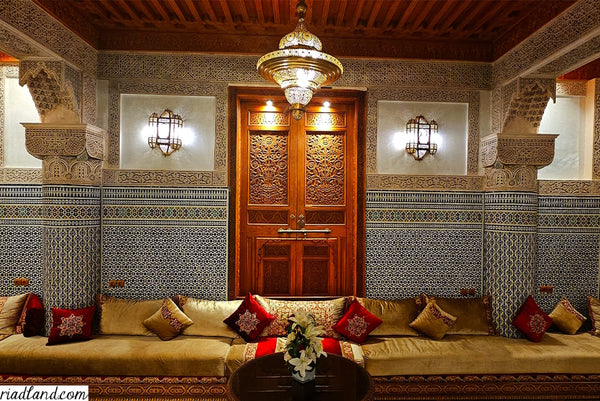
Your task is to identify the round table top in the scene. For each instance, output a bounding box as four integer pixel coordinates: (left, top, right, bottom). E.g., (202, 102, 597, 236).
(227, 352, 373, 401)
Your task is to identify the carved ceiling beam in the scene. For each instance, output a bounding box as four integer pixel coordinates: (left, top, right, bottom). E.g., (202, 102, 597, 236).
(22, 123, 106, 185)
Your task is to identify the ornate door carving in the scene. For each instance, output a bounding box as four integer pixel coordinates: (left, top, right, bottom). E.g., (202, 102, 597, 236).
(233, 89, 362, 298)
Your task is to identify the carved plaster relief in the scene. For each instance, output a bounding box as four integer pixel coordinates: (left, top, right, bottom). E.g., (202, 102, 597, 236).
(485, 165, 538, 192)
(502, 78, 556, 135)
(102, 169, 218, 187)
(539, 180, 600, 196)
(19, 60, 81, 123)
(594, 80, 600, 180)
(367, 174, 484, 192)
(481, 134, 558, 168)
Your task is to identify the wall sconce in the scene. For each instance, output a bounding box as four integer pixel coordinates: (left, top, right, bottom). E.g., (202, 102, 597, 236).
(147, 109, 183, 156)
(405, 115, 438, 160)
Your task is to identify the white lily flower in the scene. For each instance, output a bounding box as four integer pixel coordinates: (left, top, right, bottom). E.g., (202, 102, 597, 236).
(288, 350, 314, 378)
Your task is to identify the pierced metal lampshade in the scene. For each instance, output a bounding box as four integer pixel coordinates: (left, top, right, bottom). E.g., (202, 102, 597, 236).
(147, 109, 183, 156)
(405, 115, 438, 160)
(257, 0, 343, 120)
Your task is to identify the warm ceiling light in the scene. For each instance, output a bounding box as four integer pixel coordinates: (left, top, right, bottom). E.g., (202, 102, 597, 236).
(266, 100, 273, 107)
(257, 0, 343, 120)
(323, 101, 330, 108)
(147, 109, 183, 156)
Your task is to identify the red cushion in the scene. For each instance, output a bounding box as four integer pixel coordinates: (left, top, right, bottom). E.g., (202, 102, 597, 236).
(223, 293, 275, 342)
(18, 294, 44, 337)
(512, 295, 552, 342)
(47, 305, 96, 346)
(333, 299, 382, 343)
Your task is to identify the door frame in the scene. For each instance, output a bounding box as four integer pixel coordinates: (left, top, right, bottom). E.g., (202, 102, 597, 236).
(227, 86, 366, 300)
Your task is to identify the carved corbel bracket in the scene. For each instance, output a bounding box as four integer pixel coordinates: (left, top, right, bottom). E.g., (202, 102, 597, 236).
(502, 78, 556, 135)
(481, 133, 558, 192)
(481, 133, 558, 168)
(22, 123, 106, 185)
(19, 59, 81, 123)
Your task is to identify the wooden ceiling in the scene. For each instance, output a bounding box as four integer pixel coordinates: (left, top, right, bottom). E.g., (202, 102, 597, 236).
(33, 0, 577, 62)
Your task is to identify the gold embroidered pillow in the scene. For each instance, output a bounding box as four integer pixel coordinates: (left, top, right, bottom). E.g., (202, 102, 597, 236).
(587, 296, 600, 337)
(254, 295, 346, 338)
(421, 294, 497, 335)
(143, 298, 193, 341)
(0, 293, 29, 335)
(549, 298, 586, 334)
(409, 301, 457, 340)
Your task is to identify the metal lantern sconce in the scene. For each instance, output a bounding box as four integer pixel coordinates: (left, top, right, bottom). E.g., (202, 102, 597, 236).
(405, 115, 438, 160)
(147, 109, 183, 156)
(257, 0, 343, 120)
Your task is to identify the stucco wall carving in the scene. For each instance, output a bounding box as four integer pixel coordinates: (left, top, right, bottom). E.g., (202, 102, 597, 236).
(0, 23, 48, 60)
(484, 165, 538, 192)
(0, 67, 4, 168)
(23, 123, 106, 185)
(82, 74, 96, 126)
(367, 174, 484, 192)
(0, 168, 41, 184)
(42, 156, 102, 186)
(102, 169, 220, 187)
(24, 124, 104, 160)
(0, 0, 97, 75)
(556, 80, 587, 97)
(535, 35, 600, 77)
(502, 78, 556, 134)
(539, 180, 600, 196)
(481, 134, 558, 168)
(594, 79, 600, 180)
(492, 0, 600, 86)
(19, 60, 80, 123)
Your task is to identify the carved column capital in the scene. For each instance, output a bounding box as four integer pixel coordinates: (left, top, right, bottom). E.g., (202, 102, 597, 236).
(23, 123, 106, 185)
(481, 133, 557, 191)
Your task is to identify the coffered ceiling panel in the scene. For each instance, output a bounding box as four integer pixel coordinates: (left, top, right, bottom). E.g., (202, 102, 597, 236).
(33, 0, 576, 61)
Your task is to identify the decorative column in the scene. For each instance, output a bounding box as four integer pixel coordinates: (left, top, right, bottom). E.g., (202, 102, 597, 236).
(482, 78, 557, 337)
(20, 60, 105, 334)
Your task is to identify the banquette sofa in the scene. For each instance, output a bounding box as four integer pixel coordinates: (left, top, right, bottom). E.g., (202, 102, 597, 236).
(1, 292, 600, 400)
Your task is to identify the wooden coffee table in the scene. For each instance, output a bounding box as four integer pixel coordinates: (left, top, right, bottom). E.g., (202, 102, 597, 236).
(227, 352, 373, 401)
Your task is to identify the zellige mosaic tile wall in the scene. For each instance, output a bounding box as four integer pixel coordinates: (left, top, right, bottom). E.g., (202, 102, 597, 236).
(101, 187, 229, 300)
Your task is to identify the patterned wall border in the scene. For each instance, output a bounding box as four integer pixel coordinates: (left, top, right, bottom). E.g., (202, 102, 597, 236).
(539, 180, 600, 196)
(367, 174, 484, 191)
(0, 0, 97, 75)
(492, 0, 600, 86)
(102, 169, 226, 187)
(366, 88, 480, 176)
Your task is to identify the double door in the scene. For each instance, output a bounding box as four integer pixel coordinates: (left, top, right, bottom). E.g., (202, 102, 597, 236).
(235, 94, 359, 297)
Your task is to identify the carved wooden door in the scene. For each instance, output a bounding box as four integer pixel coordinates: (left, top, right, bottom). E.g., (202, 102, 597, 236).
(235, 93, 359, 298)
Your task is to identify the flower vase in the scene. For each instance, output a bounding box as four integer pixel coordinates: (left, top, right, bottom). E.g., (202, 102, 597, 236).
(292, 366, 316, 383)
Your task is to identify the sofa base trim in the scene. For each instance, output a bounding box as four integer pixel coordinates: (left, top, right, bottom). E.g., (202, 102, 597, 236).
(374, 374, 600, 400)
(0, 376, 228, 401)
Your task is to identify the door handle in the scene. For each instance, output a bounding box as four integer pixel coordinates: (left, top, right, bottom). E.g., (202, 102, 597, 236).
(278, 228, 331, 234)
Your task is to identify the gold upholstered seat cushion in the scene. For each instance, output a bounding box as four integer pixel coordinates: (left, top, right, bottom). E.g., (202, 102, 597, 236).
(356, 297, 420, 337)
(97, 295, 164, 336)
(0, 334, 233, 377)
(176, 296, 242, 338)
(420, 294, 497, 335)
(0, 293, 29, 335)
(589, 296, 600, 337)
(360, 332, 600, 377)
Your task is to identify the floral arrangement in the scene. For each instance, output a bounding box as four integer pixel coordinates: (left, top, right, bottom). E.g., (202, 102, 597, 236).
(283, 309, 327, 379)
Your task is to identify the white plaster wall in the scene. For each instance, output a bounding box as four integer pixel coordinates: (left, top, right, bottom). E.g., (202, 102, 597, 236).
(538, 96, 588, 180)
(120, 94, 216, 171)
(4, 77, 41, 168)
(377, 101, 468, 175)
(583, 80, 596, 179)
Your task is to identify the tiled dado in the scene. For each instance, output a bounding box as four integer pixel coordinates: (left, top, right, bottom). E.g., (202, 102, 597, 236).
(42, 185, 101, 334)
(483, 192, 537, 338)
(101, 187, 229, 301)
(365, 191, 483, 299)
(0, 185, 43, 296)
(537, 196, 600, 316)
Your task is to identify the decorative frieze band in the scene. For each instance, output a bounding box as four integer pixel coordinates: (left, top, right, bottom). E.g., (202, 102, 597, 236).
(102, 169, 225, 187)
(538, 180, 600, 196)
(0, 168, 42, 184)
(366, 174, 484, 191)
(484, 165, 538, 192)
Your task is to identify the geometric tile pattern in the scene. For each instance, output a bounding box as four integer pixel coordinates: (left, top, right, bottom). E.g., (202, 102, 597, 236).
(42, 185, 101, 334)
(101, 187, 229, 301)
(0, 185, 43, 296)
(483, 192, 537, 338)
(366, 190, 483, 299)
(537, 196, 600, 317)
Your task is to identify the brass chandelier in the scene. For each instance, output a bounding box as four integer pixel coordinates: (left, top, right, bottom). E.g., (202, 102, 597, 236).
(257, 0, 343, 120)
